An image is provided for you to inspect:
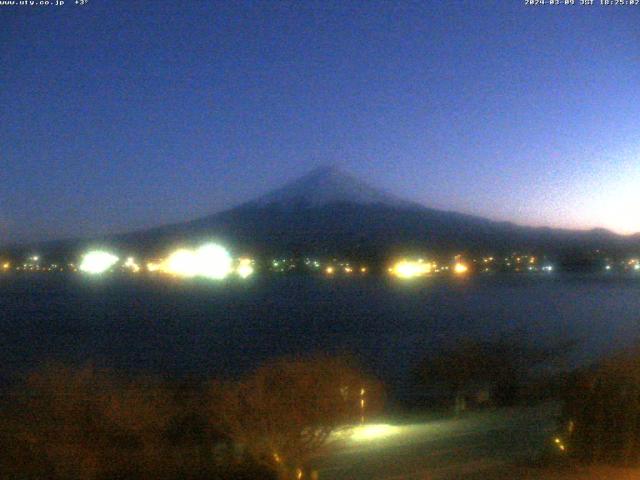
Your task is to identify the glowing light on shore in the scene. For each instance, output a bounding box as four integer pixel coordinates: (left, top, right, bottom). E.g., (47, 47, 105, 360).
(237, 258, 254, 279)
(147, 261, 162, 272)
(453, 263, 469, 275)
(2, 262, 10, 271)
(391, 260, 430, 278)
(163, 243, 233, 279)
(165, 249, 199, 278)
(326, 266, 334, 275)
(195, 243, 233, 279)
(79, 251, 119, 274)
(124, 257, 140, 273)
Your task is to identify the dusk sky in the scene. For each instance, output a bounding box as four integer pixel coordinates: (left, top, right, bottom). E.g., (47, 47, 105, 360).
(1, 1, 639, 245)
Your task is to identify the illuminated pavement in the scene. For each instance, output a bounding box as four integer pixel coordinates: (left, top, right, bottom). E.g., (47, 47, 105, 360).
(312, 403, 560, 480)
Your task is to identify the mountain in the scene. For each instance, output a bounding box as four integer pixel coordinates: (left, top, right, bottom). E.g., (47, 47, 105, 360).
(13, 166, 640, 261)
(103, 166, 637, 259)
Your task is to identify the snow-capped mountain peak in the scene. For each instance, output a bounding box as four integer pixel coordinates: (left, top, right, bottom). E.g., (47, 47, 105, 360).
(251, 166, 411, 208)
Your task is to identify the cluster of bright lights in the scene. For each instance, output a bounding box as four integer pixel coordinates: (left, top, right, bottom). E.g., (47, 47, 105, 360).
(79, 250, 120, 274)
(123, 257, 141, 273)
(390, 259, 431, 279)
(164, 243, 233, 279)
(322, 263, 367, 276)
(554, 436, 567, 452)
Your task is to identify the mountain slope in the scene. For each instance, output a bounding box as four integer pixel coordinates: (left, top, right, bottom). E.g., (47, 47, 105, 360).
(107, 167, 637, 258)
(17, 166, 640, 259)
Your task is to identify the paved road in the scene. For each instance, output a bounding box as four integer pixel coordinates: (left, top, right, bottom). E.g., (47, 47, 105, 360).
(311, 403, 560, 480)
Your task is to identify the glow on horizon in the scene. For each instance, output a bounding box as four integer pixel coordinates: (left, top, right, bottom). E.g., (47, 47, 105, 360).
(405, 149, 640, 236)
(526, 156, 639, 235)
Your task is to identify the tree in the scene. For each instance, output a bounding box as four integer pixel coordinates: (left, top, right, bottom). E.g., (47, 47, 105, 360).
(210, 355, 384, 480)
(0, 364, 274, 480)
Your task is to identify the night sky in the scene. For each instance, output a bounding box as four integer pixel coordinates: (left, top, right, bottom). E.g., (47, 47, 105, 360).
(2, 1, 639, 245)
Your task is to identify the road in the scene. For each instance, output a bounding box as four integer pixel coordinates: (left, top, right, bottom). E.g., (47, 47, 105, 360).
(311, 403, 560, 480)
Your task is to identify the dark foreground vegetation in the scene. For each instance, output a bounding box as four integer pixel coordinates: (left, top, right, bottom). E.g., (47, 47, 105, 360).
(412, 336, 576, 412)
(561, 345, 640, 466)
(0, 356, 382, 480)
(3, 341, 640, 480)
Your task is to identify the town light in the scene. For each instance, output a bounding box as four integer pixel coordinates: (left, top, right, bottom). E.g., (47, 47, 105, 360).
(124, 257, 141, 273)
(391, 260, 431, 278)
(147, 261, 162, 272)
(196, 243, 233, 279)
(453, 263, 468, 275)
(165, 249, 199, 277)
(79, 251, 119, 274)
(237, 258, 255, 279)
(164, 243, 233, 279)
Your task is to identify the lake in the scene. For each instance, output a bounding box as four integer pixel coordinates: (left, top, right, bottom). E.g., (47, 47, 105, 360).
(1, 273, 639, 398)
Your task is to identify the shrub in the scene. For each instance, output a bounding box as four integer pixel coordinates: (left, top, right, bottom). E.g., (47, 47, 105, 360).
(561, 346, 640, 465)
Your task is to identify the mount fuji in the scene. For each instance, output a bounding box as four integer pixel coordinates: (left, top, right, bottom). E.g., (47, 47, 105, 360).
(105, 166, 636, 259)
(22, 166, 639, 260)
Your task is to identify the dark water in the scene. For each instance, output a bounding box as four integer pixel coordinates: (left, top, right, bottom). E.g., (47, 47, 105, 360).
(1, 273, 639, 394)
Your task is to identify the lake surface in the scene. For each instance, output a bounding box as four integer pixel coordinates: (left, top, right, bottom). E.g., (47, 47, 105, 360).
(1, 273, 639, 397)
